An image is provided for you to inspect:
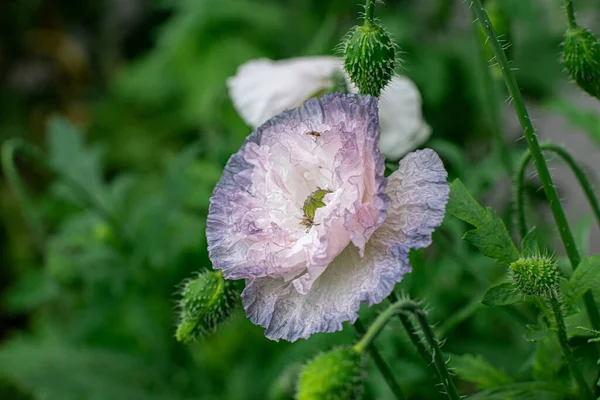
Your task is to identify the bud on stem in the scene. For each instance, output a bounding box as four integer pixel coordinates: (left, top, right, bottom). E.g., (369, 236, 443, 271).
(343, 0, 397, 97)
(175, 270, 237, 343)
(562, 27, 600, 99)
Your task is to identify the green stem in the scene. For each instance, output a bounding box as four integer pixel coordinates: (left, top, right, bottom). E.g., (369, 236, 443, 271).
(469, 0, 600, 332)
(364, 0, 375, 25)
(564, 0, 577, 29)
(399, 301, 462, 400)
(472, 11, 514, 177)
(388, 292, 434, 364)
(353, 320, 406, 400)
(0, 138, 128, 244)
(549, 295, 593, 399)
(375, 294, 461, 400)
(516, 143, 600, 240)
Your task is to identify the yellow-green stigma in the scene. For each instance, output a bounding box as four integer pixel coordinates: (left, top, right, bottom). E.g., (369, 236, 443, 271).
(301, 188, 331, 229)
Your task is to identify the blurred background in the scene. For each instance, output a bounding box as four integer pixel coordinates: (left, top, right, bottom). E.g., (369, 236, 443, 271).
(1, 0, 600, 399)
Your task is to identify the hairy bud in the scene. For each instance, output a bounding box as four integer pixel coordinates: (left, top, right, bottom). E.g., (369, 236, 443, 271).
(297, 346, 364, 400)
(343, 22, 396, 97)
(563, 27, 600, 99)
(175, 270, 237, 343)
(510, 255, 560, 299)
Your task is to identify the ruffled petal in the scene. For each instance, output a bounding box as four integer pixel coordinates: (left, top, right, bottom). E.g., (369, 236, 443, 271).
(227, 57, 342, 127)
(207, 94, 388, 290)
(242, 149, 448, 342)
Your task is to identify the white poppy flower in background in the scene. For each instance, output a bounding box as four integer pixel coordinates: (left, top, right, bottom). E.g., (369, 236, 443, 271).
(226, 56, 431, 160)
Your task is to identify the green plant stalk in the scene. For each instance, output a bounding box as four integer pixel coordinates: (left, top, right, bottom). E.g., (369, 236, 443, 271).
(1, 138, 128, 245)
(472, 10, 514, 177)
(470, 0, 600, 332)
(400, 301, 462, 400)
(364, 0, 376, 25)
(516, 143, 600, 239)
(564, 0, 577, 29)
(388, 292, 434, 364)
(359, 295, 461, 400)
(353, 320, 406, 400)
(548, 294, 594, 399)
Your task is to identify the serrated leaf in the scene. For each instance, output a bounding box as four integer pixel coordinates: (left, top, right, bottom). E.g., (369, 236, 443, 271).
(447, 179, 519, 265)
(46, 116, 108, 208)
(451, 354, 514, 390)
(525, 324, 552, 342)
(482, 282, 522, 306)
(568, 255, 600, 301)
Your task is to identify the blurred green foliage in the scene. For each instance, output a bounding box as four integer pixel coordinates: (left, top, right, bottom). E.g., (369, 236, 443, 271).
(1, 0, 600, 399)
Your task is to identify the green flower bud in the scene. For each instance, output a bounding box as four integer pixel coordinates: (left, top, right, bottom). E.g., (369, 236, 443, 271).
(297, 346, 364, 400)
(175, 270, 237, 343)
(562, 27, 600, 99)
(343, 22, 396, 97)
(510, 255, 560, 299)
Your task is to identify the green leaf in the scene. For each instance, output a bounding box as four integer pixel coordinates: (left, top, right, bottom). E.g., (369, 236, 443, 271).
(568, 255, 600, 301)
(451, 354, 514, 390)
(46, 116, 108, 208)
(482, 282, 522, 306)
(525, 324, 552, 342)
(447, 179, 519, 265)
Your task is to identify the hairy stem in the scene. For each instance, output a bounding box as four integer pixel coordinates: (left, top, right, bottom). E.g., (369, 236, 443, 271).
(472, 9, 514, 177)
(549, 295, 593, 399)
(354, 320, 406, 400)
(469, 0, 600, 332)
(516, 143, 600, 240)
(364, 0, 376, 25)
(564, 0, 577, 29)
(376, 294, 461, 400)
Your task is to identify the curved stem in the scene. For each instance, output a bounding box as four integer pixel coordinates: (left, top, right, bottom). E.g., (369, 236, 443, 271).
(564, 0, 577, 29)
(364, 0, 375, 25)
(388, 292, 434, 364)
(549, 295, 594, 399)
(1, 138, 128, 244)
(516, 143, 600, 241)
(367, 294, 461, 400)
(469, 0, 600, 332)
(353, 320, 406, 400)
(399, 301, 462, 400)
